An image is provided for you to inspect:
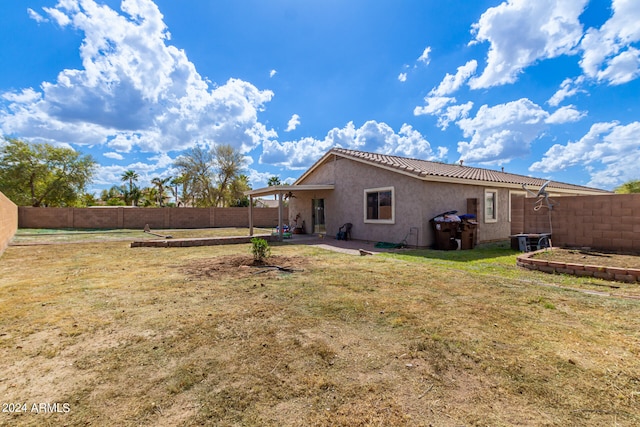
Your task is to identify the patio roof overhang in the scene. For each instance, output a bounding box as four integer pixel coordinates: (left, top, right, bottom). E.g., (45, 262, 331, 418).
(245, 184, 334, 241)
(244, 184, 335, 198)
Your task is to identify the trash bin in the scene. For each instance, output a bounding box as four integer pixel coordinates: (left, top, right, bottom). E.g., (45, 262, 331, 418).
(458, 215, 477, 250)
(430, 211, 461, 250)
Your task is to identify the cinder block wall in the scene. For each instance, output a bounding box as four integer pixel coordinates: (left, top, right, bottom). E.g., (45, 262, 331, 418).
(0, 191, 18, 256)
(518, 193, 640, 252)
(18, 207, 287, 230)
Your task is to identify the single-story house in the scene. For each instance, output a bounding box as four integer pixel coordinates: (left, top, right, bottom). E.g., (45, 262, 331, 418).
(246, 148, 610, 247)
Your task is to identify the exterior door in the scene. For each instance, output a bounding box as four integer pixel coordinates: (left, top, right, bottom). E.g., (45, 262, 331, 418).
(312, 199, 326, 234)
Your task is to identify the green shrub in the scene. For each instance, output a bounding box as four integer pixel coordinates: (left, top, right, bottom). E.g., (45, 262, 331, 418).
(250, 238, 271, 262)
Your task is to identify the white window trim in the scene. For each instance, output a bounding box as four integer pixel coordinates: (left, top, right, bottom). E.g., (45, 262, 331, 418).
(364, 186, 395, 224)
(484, 189, 498, 223)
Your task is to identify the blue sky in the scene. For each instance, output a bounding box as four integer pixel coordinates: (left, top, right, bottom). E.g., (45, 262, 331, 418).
(1, 0, 639, 193)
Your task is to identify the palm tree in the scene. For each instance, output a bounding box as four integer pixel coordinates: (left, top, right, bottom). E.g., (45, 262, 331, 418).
(267, 176, 281, 200)
(151, 177, 171, 207)
(121, 170, 139, 206)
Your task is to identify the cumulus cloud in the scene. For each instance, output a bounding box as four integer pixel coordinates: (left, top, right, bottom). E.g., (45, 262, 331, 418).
(469, 0, 587, 89)
(260, 121, 446, 170)
(413, 96, 456, 116)
(398, 72, 407, 82)
(429, 60, 478, 97)
(545, 105, 586, 124)
(418, 46, 432, 64)
(457, 98, 550, 164)
(269, 69, 277, 78)
(437, 102, 474, 130)
(579, 0, 640, 85)
(104, 152, 124, 160)
(547, 76, 586, 106)
(530, 121, 640, 189)
(285, 114, 300, 132)
(0, 0, 275, 155)
(27, 8, 48, 23)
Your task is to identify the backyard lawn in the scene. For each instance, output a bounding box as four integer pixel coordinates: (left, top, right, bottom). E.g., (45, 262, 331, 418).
(0, 230, 639, 426)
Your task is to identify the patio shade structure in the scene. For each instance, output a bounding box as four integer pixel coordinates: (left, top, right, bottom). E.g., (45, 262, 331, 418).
(244, 184, 334, 241)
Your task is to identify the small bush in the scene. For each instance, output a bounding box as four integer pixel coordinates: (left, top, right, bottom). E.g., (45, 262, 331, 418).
(251, 238, 271, 262)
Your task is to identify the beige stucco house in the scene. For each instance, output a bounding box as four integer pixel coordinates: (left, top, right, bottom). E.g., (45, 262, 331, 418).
(247, 148, 609, 247)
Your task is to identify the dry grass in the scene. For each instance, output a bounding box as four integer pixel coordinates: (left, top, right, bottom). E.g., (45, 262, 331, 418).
(0, 233, 639, 426)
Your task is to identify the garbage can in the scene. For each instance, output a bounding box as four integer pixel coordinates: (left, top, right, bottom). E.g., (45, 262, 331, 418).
(431, 220, 458, 250)
(458, 215, 477, 250)
(430, 211, 461, 250)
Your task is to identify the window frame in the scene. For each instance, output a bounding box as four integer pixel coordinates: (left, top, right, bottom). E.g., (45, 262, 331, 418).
(484, 189, 498, 223)
(363, 186, 395, 224)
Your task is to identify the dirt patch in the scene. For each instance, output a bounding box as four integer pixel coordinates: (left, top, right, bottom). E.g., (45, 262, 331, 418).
(532, 248, 640, 269)
(182, 254, 308, 279)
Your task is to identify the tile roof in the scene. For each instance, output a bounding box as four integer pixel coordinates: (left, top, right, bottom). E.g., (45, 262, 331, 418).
(327, 148, 609, 194)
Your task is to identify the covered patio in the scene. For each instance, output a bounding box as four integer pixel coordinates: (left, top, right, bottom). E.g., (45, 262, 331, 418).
(245, 184, 334, 241)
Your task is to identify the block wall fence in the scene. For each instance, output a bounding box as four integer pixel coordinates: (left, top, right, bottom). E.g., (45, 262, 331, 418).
(511, 193, 640, 253)
(18, 207, 288, 230)
(0, 191, 18, 256)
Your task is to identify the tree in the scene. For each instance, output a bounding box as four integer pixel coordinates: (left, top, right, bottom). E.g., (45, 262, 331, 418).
(151, 176, 171, 207)
(267, 175, 281, 200)
(173, 144, 247, 207)
(0, 138, 96, 207)
(213, 144, 245, 207)
(121, 170, 139, 206)
(173, 146, 215, 207)
(614, 179, 640, 194)
(229, 174, 252, 207)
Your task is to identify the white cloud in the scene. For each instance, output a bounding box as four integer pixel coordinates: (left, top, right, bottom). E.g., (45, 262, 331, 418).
(469, 0, 587, 89)
(260, 121, 446, 170)
(547, 76, 585, 106)
(437, 102, 474, 130)
(0, 0, 275, 155)
(398, 72, 407, 82)
(579, 0, 640, 85)
(530, 121, 640, 189)
(418, 46, 432, 64)
(413, 96, 456, 116)
(285, 114, 300, 132)
(430, 60, 477, 97)
(27, 8, 48, 23)
(545, 105, 586, 124)
(595, 47, 640, 85)
(457, 98, 549, 164)
(104, 152, 124, 160)
(269, 69, 277, 78)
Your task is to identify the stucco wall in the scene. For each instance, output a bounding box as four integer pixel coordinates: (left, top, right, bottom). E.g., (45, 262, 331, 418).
(513, 193, 640, 252)
(291, 157, 514, 247)
(0, 191, 18, 257)
(18, 207, 286, 230)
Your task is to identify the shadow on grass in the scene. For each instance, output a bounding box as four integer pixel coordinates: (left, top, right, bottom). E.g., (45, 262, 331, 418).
(392, 241, 520, 263)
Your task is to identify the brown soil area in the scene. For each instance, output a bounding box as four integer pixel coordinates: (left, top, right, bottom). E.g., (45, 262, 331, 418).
(531, 248, 640, 269)
(182, 254, 308, 279)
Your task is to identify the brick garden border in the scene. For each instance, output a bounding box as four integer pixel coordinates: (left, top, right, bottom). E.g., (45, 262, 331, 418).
(517, 248, 640, 284)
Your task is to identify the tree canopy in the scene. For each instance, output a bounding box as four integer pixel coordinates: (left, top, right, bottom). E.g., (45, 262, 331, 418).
(173, 144, 249, 207)
(614, 179, 640, 194)
(0, 138, 96, 207)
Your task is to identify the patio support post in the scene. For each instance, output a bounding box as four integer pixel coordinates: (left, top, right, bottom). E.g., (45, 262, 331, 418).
(278, 192, 284, 241)
(248, 195, 254, 236)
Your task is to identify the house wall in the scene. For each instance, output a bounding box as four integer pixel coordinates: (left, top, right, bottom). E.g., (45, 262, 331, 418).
(18, 207, 286, 230)
(0, 191, 18, 257)
(513, 193, 640, 252)
(291, 157, 513, 246)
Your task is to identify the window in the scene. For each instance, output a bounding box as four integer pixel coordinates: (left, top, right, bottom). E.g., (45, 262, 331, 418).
(364, 187, 394, 224)
(485, 189, 498, 223)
